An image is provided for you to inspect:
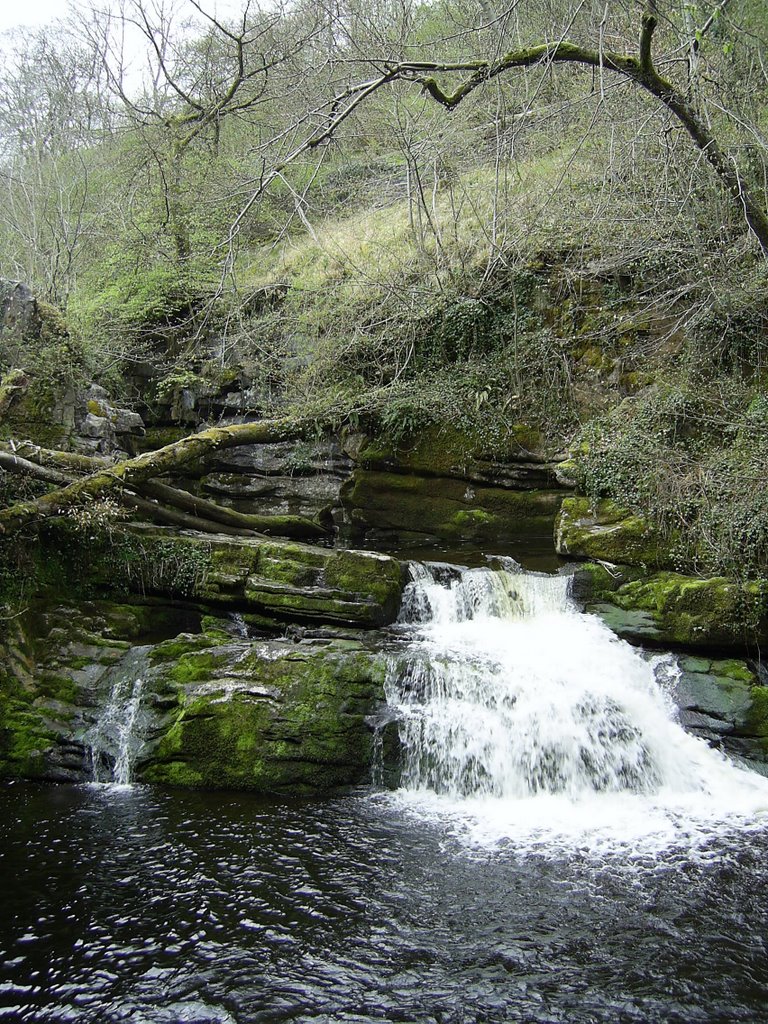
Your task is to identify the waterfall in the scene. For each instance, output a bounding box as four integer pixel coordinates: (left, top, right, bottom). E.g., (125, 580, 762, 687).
(87, 646, 151, 785)
(383, 561, 768, 850)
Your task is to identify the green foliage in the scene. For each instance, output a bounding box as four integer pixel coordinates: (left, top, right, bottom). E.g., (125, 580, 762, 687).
(0, 519, 212, 612)
(68, 260, 215, 383)
(573, 377, 768, 578)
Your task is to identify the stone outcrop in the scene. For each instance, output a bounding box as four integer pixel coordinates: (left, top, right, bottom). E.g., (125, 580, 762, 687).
(0, 601, 391, 791)
(75, 383, 145, 455)
(341, 470, 564, 549)
(674, 655, 768, 773)
(88, 528, 406, 628)
(556, 496, 674, 569)
(198, 438, 352, 525)
(0, 280, 47, 348)
(144, 632, 387, 791)
(573, 562, 768, 653)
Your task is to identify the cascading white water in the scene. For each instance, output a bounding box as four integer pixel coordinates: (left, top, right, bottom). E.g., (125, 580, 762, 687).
(384, 560, 768, 852)
(87, 646, 151, 785)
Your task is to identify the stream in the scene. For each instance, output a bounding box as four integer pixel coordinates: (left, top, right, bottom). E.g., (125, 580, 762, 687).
(3, 557, 768, 1022)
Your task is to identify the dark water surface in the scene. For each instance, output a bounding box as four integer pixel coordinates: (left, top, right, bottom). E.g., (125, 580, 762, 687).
(2, 782, 768, 1023)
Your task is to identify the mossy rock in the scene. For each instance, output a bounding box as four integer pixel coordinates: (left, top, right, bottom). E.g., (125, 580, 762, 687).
(556, 497, 675, 569)
(746, 688, 768, 746)
(350, 422, 551, 477)
(341, 469, 562, 546)
(0, 695, 55, 779)
(23, 525, 402, 629)
(676, 655, 757, 726)
(0, 598, 205, 781)
(145, 640, 387, 793)
(583, 568, 768, 652)
(194, 534, 404, 627)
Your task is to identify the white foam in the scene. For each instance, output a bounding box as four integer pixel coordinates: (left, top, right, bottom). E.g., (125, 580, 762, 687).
(383, 563, 768, 856)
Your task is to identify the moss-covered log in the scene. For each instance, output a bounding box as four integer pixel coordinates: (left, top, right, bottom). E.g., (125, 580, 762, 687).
(0, 417, 313, 536)
(138, 480, 328, 539)
(0, 441, 111, 474)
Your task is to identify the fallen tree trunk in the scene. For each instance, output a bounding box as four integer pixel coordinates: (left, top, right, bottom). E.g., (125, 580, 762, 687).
(0, 447, 260, 536)
(138, 480, 328, 539)
(120, 492, 258, 536)
(0, 417, 324, 537)
(0, 450, 71, 486)
(0, 441, 111, 474)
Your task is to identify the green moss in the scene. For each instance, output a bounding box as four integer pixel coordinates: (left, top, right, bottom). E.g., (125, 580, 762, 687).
(747, 687, 768, 742)
(168, 650, 224, 683)
(556, 497, 674, 568)
(323, 549, 404, 613)
(36, 673, 79, 704)
(596, 571, 768, 649)
(714, 659, 757, 684)
(134, 426, 192, 452)
(572, 561, 645, 604)
(149, 632, 225, 664)
(354, 421, 550, 477)
(0, 667, 55, 778)
(146, 642, 387, 793)
(453, 509, 494, 528)
(343, 469, 561, 544)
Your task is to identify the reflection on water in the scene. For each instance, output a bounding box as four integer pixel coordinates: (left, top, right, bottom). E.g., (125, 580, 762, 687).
(2, 782, 768, 1023)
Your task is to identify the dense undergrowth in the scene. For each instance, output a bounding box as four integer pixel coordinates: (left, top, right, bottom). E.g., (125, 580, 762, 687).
(2, 0, 768, 585)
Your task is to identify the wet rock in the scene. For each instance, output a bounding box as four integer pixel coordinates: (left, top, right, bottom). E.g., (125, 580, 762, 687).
(0, 601, 203, 783)
(143, 635, 388, 792)
(340, 469, 563, 549)
(672, 656, 768, 770)
(575, 563, 768, 653)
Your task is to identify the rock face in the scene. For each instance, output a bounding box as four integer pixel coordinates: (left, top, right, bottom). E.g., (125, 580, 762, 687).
(0, 601, 390, 792)
(198, 438, 353, 524)
(0, 279, 144, 453)
(0, 280, 42, 346)
(94, 528, 406, 628)
(75, 384, 145, 455)
(672, 657, 768, 774)
(0, 526, 405, 790)
(574, 563, 768, 653)
(336, 424, 569, 550)
(0, 601, 200, 783)
(556, 497, 673, 569)
(144, 633, 387, 791)
(341, 470, 564, 549)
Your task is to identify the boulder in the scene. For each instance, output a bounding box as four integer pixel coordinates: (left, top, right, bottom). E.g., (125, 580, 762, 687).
(556, 496, 674, 568)
(574, 562, 768, 653)
(672, 656, 768, 772)
(73, 383, 145, 454)
(144, 634, 388, 792)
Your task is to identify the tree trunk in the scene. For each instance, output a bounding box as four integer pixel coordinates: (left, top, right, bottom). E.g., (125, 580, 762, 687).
(0, 417, 314, 536)
(405, 14, 768, 255)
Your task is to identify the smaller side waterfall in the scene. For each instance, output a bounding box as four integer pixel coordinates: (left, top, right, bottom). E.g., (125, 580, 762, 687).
(86, 647, 152, 785)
